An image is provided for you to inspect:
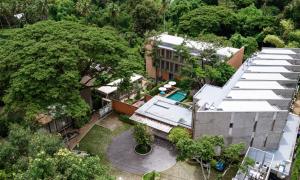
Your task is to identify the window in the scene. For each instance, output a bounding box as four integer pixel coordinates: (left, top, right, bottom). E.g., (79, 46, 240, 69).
(170, 63, 174, 72)
(175, 64, 179, 73)
(166, 50, 172, 59)
(229, 123, 233, 128)
(161, 60, 165, 69)
(161, 49, 165, 57)
(180, 56, 184, 63)
(166, 62, 169, 71)
(253, 121, 257, 132)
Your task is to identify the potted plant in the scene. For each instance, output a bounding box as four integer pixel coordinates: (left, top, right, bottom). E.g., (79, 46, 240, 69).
(133, 123, 154, 155)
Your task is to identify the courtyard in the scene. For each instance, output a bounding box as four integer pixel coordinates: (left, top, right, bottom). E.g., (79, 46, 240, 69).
(77, 113, 238, 180)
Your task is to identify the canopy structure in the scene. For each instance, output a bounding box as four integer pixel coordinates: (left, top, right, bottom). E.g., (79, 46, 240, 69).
(97, 73, 143, 95)
(168, 81, 176, 86)
(164, 84, 172, 89)
(159, 87, 167, 92)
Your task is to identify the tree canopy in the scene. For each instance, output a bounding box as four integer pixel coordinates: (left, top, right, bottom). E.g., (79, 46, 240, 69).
(0, 20, 143, 123)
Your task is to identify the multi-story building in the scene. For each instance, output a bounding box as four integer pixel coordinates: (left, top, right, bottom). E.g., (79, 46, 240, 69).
(193, 48, 300, 177)
(145, 33, 245, 80)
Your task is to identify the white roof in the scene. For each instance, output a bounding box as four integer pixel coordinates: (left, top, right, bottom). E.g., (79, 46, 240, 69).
(130, 114, 173, 133)
(241, 73, 289, 81)
(257, 54, 293, 60)
(261, 49, 296, 54)
(217, 101, 278, 111)
(216, 47, 240, 57)
(247, 66, 290, 73)
(234, 81, 285, 89)
(227, 90, 282, 99)
(155, 33, 239, 58)
(97, 73, 143, 95)
(252, 60, 291, 65)
(135, 96, 192, 128)
(267, 113, 300, 175)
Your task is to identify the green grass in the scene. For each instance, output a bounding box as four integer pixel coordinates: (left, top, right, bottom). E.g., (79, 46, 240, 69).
(78, 123, 131, 164)
(143, 171, 160, 180)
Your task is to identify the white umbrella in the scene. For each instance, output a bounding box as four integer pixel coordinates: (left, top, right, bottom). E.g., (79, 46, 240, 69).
(168, 81, 176, 86)
(164, 84, 172, 89)
(159, 87, 167, 91)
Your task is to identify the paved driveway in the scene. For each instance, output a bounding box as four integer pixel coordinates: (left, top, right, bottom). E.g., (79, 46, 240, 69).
(107, 130, 177, 175)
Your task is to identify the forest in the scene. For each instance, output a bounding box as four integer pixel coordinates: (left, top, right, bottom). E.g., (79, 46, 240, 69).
(0, 0, 300, 179)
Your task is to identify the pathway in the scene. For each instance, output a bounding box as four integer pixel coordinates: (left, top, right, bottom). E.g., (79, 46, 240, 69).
(107, 130, 177, 175)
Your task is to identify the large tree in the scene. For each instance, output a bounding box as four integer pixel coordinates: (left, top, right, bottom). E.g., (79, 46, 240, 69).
(178, 5, 236, 37)
(0, 20, 143, 124)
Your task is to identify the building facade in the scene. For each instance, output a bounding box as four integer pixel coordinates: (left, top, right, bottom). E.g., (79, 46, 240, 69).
(145, 33, 245, 80)
(193, 48, 300, 150)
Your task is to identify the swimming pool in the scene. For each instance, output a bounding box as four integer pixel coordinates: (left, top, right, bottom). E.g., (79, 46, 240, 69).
(167, 91, 187, 102)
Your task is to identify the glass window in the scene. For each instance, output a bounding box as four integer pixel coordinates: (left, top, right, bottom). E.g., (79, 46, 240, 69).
(160, 48, 165, 57)
(175, 64, 179, 73)
(166, 62, 169, 71)
(170, 63, 174, 72)
(161, 60, 165, 69)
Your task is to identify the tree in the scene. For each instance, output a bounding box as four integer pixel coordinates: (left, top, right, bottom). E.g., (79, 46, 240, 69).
(231, 0, 256, 9)
(166, 0, 202, 26)
(284, 0, 300, 28)
(133, 123, 154, 148)
(221, 143, 245, 177)
(263, 35, 285, 47)
(0, 21, 143, 124)
(230, 33, 258, 57)
(235, 5, 275, 37)
(168, 127, 191, 144)
(178, 5, 236, 37)
(132, 0, 162, 36)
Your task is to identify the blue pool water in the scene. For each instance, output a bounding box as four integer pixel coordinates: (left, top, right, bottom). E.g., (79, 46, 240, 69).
(167, 91, 187, 102)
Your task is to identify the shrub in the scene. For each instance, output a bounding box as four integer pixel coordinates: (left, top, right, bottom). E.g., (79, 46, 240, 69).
(133, 123, 154, 147)
(143, 171, 160, 180)
(168, 127, 191, 144)
(119, 115, 135, 125)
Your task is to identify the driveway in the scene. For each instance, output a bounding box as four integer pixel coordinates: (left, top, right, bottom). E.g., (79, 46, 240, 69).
(107, 130, 177, 175)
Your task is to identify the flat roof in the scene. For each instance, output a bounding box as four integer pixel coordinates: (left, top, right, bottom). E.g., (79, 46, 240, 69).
(257, 54, 293, 60)
(247, 66, 290, 73)
(135, 96, 192, 128)
(227, 90, 282, 99)
(252, 60, 291, 65)
(261, 49, 296, 54)
(234, 81, 285, 89)
(267, 113, 300, 175)
(154, 33, 239, 58)
(217, 101, 278, 111)
(241, 73, 290, 81)
(130, 114, 173, 133)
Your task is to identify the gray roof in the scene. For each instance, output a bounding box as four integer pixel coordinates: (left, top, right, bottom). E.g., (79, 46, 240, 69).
(194, 47, 300, 112)
(134, 96, 192, 128)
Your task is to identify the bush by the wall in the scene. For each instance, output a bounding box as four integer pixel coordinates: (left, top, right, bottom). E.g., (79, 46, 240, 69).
(119, 115, 135, 125)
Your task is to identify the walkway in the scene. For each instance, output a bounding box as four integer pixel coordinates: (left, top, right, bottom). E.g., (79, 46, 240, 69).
(68, 113, 102, 149)
(107, 130, 177, 175)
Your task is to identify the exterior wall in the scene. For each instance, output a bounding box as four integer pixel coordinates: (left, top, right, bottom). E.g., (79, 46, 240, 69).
(145, 42, 157, 79)
(80, 88, 92, 108)
(112, 99, 138, 116)
(161, 70, 169, 81)
(193, 110, 289, 150)
(227, 47, 245, 69)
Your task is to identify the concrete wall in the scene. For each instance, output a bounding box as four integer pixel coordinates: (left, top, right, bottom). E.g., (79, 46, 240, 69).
(112, 100, 138, 116)
(193, 110, 289, 150)
(227, 47, 245, 69)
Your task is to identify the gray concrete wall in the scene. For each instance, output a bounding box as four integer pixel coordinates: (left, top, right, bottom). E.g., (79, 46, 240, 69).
(194, 110, 289, 150)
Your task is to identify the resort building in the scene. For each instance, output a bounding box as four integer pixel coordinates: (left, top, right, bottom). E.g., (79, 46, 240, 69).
(145, 33, 245, 80)
(131, 47, 300, 178)
(193, 48, 300, 178)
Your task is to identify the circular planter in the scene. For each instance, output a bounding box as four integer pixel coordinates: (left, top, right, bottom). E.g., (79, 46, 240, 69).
(134, 144, 152, 155)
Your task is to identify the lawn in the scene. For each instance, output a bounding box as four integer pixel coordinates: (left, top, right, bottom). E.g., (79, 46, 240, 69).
(78, 122, 131, 164)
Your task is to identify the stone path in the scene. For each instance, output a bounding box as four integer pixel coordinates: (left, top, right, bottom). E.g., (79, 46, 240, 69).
(107, 130, 177, 175)
(68, 113, 101, 149)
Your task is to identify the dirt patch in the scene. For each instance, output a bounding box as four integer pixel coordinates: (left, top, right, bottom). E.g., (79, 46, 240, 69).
(97, 113, 124, 131)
